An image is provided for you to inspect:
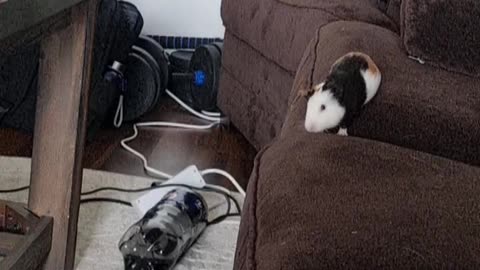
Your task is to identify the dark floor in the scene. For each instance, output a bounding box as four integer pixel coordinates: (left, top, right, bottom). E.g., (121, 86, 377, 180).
(0, 99, 257, 190)
(101, 99, 257, 190)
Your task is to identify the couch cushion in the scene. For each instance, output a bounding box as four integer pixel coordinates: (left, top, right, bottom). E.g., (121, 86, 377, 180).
(401, 0, 480, 78)
(234, 133, 480, 270)
(283, 21, 480, 166)
(218, 31, 294, 150)
(221, 0, 398, 74)
(378, 0, 402, 27)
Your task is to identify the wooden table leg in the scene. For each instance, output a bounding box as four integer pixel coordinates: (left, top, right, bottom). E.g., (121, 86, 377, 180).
(27, 1, 98, 269)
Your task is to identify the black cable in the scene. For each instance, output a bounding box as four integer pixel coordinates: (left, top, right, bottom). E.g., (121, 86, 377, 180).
(0, 185, 29, 193)
(207, 213, 242, 226)
(81, 194, 240, 226)
(80, 198, 132, 207)
(202, 186, 241, 214)
(223, 193, 231, 220)
(83, 183, 242, 214)
(81, 186, 155, 196)
(3, 183, 243, 225)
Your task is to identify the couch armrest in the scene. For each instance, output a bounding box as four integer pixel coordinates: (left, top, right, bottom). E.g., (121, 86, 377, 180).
(234, 132, 480, 270)
(282, 21, 480, 165)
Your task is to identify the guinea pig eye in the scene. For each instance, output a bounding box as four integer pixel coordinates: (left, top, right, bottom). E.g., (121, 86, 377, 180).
(320, 105, 326, 111)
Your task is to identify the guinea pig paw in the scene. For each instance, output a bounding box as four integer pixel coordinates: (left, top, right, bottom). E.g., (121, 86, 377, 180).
(337, 128, 348, 136)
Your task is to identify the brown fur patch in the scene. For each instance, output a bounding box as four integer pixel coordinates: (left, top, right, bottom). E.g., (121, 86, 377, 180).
(293, 83, 323, 105)
(299, 83, 323, 98)
(331, 52, 380, 75)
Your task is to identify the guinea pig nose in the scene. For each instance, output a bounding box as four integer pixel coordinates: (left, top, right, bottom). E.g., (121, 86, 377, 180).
(305, 121, 313, 132)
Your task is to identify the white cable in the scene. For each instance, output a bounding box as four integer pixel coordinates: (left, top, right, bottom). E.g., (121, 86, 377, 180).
(120, 89, 246, 198)
(136, 121, 217, 129)
(202, 169, 246, 197)
(165, 89, 222, 122)
(121, 124, 173, 179)
(121, 122, 219, 179)
(201, 110, 221, 117)
(121, 125, 236, 196)
(113, 95, 124, 128)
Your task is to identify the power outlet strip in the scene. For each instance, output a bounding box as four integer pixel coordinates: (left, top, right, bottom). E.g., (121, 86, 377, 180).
(133, 165, 206, 216)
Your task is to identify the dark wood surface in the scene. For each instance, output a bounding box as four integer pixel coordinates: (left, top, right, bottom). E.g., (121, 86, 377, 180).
(102, 99, 257, 190)
(0, 0, 83, 51)
(27, 0, 98, 269)
(0, 217, 53, 270)
(0, 7, 70, 54)
(0, 126, 132, 170)
(0, 233, 23, 255)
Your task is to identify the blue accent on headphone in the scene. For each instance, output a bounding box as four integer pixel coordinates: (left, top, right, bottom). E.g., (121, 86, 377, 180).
(193, 71, 206, 87)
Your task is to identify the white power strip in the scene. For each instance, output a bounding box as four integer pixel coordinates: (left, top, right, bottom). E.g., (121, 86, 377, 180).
(133, 165, 206, 216)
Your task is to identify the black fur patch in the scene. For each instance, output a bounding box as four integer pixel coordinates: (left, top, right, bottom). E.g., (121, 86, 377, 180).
(323, 55, 368, 129)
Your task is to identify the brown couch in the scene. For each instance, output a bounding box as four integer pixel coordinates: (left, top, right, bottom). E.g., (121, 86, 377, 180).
(218, 0, 480, 269)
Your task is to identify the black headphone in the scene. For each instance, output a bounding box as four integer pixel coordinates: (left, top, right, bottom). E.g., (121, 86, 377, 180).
(109, 35, 223, 122)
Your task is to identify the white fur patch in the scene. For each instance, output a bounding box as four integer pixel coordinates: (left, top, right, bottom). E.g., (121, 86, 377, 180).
(360, 69, 381, 104)
(312, 82, 324, 91)
(305, 89, 345, 133)
(337, 128, 348, 136)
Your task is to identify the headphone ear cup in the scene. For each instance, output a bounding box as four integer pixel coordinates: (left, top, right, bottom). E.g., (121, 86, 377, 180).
(168, 50, 194, 72)
(135, 35, 169, 97)
(189, 44, 222, 111)
(131, 46, 162, 112)
(167, 50, 195, 105)
(211, 42, 223, 56)
(122, 51, 158, 122)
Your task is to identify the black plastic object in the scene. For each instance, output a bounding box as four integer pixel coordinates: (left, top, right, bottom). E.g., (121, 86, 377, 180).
(0, 44, 39, 131)
(211, 42, 224, 56)
(133, 46, 161, 112)
(122, 52, 158, 122)
(132, 38, 224, 112)
(119, 188, 208, 270)
(169, 50, 194, 71)
(0, 0, 144, 141)
(168, 50, 195, 104)
(134, 35, 169, 98)
(189, 44, 222, 111)
(81, 0, 144, 138)
(152, 36, 223, 49)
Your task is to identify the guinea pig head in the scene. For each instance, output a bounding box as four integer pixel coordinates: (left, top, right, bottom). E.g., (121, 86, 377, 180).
(304, 84, 345, 133)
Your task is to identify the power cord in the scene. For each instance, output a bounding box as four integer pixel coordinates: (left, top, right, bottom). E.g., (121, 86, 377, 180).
(0, 186, 29, 193)
(80, 182, 242, 226)
(1, 183, 242, 212)
(81, 197, 132, 207)
(2, 183, 242, 225)
(119, 89, 247, 197)
(82, 182, 242, 213)
(1, 89, 247, 226)
(80, 195, 240, 226)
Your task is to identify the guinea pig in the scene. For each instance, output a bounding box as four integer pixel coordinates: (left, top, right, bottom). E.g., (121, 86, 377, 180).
(302, 52, 381, 136)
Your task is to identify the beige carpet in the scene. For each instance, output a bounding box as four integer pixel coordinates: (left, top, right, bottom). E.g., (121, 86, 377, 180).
(0, 156, 242, 270)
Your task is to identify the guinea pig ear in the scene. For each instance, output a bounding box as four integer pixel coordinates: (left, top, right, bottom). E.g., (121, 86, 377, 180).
(292, 82, 325, 107)
(298, 87, 316, 99)
(302, 82, 325, 98)
(293, 83, 318, 104)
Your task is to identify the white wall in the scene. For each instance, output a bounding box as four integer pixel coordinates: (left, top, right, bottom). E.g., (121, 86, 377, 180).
(126, 0, 225, 38)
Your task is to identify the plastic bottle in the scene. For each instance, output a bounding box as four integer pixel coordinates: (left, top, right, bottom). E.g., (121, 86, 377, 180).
(119, 187, 208, 270)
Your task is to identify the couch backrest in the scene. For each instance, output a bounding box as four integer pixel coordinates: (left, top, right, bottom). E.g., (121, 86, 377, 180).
(401, 0, 480, 78)
(377, 0, 402, 29)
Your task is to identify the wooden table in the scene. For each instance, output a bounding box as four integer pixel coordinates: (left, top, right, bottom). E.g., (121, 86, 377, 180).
(0, 0, 98, 269)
